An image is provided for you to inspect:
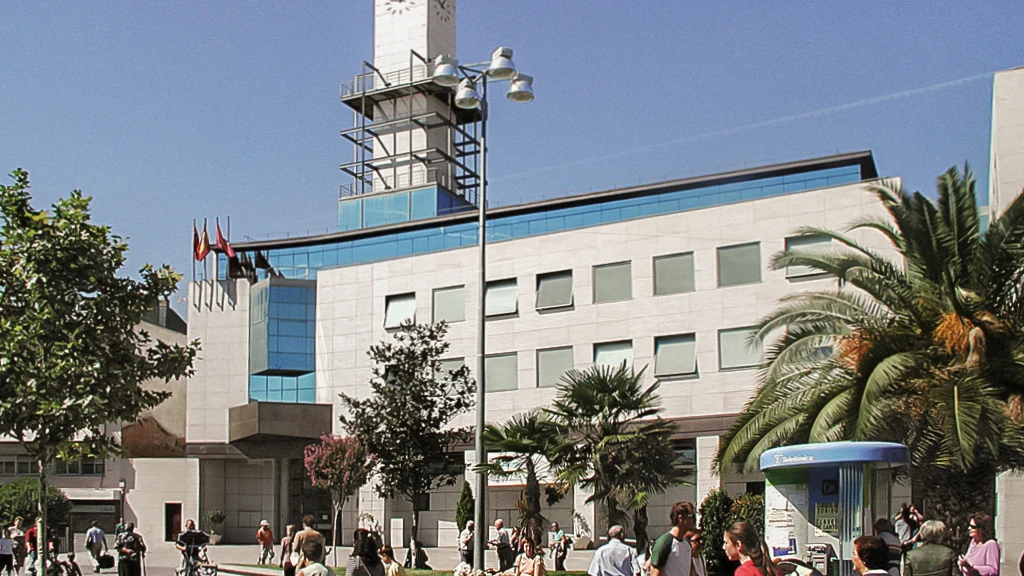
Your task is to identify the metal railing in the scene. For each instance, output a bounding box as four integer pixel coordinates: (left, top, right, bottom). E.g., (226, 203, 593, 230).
(339, 64, 431, 98)
(339, 167, 452, 199)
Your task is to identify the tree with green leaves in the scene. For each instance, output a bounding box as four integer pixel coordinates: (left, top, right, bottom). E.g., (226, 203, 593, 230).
(0, 479, 72, 528)
(455, 481, 475, 535)
(716, 165, 1024, 546)
(340, 320, 475, 568)
(304, 434, 373, 566)
(480, 409, 558, 545)
(0, 169, 198, 575)
(547, 364, 688, 552)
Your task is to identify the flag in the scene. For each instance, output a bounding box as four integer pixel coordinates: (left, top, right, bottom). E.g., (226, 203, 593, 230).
(214, 221, 236, 258)
(227, 254, 244, 279)
(254, 251, 271, 270)
(194, 223, 211, 261)
(192, 224, 200, 261)
(240, 252, 258, 283)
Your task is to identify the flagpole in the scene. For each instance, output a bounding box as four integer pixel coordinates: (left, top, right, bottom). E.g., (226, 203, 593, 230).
(191, 219, 196, 284)
(203, 218, 208, 281)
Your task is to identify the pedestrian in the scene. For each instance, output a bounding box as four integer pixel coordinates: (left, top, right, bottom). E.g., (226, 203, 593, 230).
(895, 505, 923, 550)
(114, 523, 146, 576)
(8, 518, 24, 575)
(650, 502, 697, 576)
(62, 551, 84, 576)
(686, 531, 707, 576)
(490, 519, 514, 572)
(588, 526, 638, 576)
(114, 520, 127, 538)
(874, 519, 902, 576)
(85, 521, 108, 574)
(280, 525, 296, 576)
(458, 521, 474, 567)
(511, 539, 546, 576)
(25, 521, 38, 576)
(257, 521, 276, 564)
(512, 528, 521, 556)
(959, 513, 1000, 576)
(379, 545, 405, 576)
(1, 528, 14, 576)
(293, 516, 326, 571)
(297, 540, 334, 576)
(722, 521, 776, 576)
(346, 529, 384, 576)
(905, 520, 956, 576)
(550, 522, 569, 572)
(854, 536, 893, 576)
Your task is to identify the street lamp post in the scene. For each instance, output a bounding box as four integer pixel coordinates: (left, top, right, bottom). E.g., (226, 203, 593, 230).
(433, 47, 535, 570)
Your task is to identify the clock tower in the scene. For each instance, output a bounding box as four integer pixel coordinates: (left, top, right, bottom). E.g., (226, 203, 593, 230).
(338, 0, 480, 231)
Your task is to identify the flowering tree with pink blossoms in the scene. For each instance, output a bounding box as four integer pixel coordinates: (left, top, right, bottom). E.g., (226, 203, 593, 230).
(304, 434, 372, 565)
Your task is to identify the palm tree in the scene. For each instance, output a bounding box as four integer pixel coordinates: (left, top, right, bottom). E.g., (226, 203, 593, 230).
(547, 363, 689, 551)
(716, 165, 1024, 544)
(479, 410, 558, 544)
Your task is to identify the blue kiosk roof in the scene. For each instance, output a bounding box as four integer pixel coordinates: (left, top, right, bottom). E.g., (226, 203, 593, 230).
(760, 442, 908, 471)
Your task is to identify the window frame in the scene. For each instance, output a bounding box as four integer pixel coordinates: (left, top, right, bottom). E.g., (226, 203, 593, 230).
(718, 326, 762, 371)
(592, 261, 633, 304)
(593, 340, 634, 369)
(484, 352, 519, 392)
(485, 279, 519, 317)
(653, 333, 698, 377)
(653, 252, 696, 296)
(384, 292, 417, 329)
(432, 285, 466, 324)
(535, 270, 574, 311)
(716, 242, 762, 288)
(784, 234, 832, 279)
(536, 346, 574, 388)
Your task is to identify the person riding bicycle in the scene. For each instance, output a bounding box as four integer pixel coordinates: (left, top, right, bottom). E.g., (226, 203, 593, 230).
(175, 520, 211, 576)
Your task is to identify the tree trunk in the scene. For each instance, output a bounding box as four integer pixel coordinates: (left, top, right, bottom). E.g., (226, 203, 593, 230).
(524, 459, 543, 544)
(37, 460, 46, 576)
(332, 496, 342, 568)
(605, 494, 627, 531)
(911, 463, 996, 552)
(407, 495, 424, 569)
(632, 505, 650, 556)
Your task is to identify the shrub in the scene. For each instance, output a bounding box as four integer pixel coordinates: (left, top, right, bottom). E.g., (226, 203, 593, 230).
(731, 493, 765, 537)
(698, 489, 734, 576)
(0, 478, 72, 527)
(455, 481, 474, 532)
(204, 509, 226, 533)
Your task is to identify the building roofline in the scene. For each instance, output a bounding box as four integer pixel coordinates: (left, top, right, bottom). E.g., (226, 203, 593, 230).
(235, 150, 877, 252)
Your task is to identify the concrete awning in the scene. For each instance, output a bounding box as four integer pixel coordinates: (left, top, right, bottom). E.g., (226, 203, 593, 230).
(61, 488, 121, 501)
(228, 400, 333, 459)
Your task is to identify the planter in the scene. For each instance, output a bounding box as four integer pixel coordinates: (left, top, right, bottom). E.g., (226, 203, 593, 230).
(209, 534, 223, 545)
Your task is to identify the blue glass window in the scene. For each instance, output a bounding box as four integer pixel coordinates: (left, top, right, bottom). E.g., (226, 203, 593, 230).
(248, 373, 317, 404)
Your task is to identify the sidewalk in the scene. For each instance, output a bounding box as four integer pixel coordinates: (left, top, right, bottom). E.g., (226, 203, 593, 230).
(146, 544, 595, 573)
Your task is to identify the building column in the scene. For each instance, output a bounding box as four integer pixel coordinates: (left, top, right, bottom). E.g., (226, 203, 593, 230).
(695, 436, 722, 513)
(572, 484, 597, 548)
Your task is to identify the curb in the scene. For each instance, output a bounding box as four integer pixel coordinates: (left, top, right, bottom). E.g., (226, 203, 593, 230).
(218, 566, 282, 576)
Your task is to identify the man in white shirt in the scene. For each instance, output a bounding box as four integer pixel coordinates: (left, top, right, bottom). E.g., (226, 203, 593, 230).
(458, 521, 474, 567)
(588, 526, 639, 576)
(84, 521, 107, 574)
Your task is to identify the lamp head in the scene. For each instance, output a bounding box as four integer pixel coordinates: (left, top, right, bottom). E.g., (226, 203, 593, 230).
(432, 55, 460, 87)
(454, 78, 482, 109)
(486, 46, 517, 80)
(506, 73, 534, 103)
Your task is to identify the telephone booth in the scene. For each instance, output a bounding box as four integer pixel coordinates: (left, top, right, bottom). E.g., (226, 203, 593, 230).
(759, 442, 908, 576)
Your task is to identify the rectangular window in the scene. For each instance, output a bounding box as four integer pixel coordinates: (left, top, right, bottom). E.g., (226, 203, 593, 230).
(593, 261, 632, 303)
(717, 243, 762, 287)
(485, 279, 518, 317)
(485, 353, 519, 392)
(16, 459, 39, 476)
(593, 340, 633, 369)
(432, 286, 465, 323)
(384, 293, 416, 329)
(82, 459, 105, 476)
(654, 334, 698, 377)
(436, 357, 465, 379)
(56, 459, 80, 475)
(537, 346, 574, 388)
(785, 235, 832, 278)
(654, 253, 696, 295)
(0, 459, 14, 476)
(536, 271, 574, 310)
(718, 327, 762, 370)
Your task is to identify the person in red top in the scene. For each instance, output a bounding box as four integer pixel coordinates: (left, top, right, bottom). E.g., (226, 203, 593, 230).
(723, 522, 777, 576)
(24, 523, 38, 576)
(257, 521, 276, 565)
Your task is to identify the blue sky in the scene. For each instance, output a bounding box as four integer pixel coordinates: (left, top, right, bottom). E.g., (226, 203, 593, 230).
(2, 1, 1023, 305)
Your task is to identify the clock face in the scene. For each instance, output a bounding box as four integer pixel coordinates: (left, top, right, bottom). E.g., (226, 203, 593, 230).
(384, 0, 417, 16)
(434, 0, 452, 22)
